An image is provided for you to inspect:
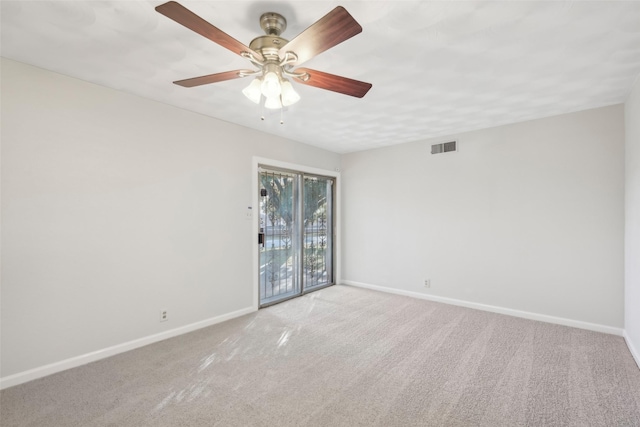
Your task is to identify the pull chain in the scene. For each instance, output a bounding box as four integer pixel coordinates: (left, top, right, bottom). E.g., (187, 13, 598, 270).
(257, 95, 287, 124)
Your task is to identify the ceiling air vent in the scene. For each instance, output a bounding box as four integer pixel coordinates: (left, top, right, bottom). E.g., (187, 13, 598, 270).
(431, 141, 457, 154)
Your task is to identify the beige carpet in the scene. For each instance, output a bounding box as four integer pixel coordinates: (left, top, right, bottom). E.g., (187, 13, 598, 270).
(2, 285, 640, 426)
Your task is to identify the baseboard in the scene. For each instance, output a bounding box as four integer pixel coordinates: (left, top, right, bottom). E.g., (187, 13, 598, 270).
(623, 331, 640, 369)
(0, 306, 256, 390)
(341, 280, 624, 336)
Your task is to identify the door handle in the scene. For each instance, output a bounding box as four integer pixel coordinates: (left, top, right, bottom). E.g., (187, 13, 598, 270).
(258, 232, 265, 247)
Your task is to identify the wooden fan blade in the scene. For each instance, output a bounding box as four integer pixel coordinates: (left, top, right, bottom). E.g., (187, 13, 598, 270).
(279, 6, 362, 66)
(156, 2, 263, 61)
(294, 68, 372, 98)
(174, 70, 253, 87)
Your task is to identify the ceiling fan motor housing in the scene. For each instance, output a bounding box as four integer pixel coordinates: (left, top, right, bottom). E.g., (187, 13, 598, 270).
(251, 13, 289, 63)
(249, 35, 289, 61)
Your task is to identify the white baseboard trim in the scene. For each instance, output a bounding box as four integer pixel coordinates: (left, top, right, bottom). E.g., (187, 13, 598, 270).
(623, 331, 640, 369)
(0, 306, 256, 390)
(341, 280, 624, 337)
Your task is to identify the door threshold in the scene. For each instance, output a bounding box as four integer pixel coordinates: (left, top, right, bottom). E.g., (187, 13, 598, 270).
(259, 283, 335, 309)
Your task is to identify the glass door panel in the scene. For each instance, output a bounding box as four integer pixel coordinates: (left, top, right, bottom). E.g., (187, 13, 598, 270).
(259, 170, 300, 306)
(303, 176, 333, 289)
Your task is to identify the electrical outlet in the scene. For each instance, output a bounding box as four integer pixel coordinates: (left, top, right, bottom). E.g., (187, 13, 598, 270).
(424, 279, 431, 288)
(160, 309, 168, 322)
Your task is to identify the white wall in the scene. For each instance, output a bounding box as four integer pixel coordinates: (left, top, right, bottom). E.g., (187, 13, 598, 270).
(341, 105, 625, 330)
(625, 76, 640, 365)
(0, 58, 341, 381)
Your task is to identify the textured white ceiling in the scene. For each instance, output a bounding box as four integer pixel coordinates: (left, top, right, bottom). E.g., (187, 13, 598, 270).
(2, 1, 640, 153)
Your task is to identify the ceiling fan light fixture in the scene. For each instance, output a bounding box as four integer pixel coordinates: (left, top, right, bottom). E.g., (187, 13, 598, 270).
(242, 77, 262, 104)
(261, 70, 281, 98)
(280, 80, 300, 106)
(264, 95, 282, 110)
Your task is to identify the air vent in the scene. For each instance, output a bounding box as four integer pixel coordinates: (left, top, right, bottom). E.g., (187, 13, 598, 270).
(431, 141, 457, 154)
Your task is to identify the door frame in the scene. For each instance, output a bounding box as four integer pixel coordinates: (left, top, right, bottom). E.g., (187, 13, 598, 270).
(252, 157, 341, 310)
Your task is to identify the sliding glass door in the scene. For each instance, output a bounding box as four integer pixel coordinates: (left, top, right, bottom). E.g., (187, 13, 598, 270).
(259, 167, 334, 307)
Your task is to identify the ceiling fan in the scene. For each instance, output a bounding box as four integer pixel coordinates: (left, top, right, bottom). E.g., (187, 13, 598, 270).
(155, 1, 372, 116)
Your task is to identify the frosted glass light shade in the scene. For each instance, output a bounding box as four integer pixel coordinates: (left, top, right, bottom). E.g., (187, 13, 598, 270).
(264, 96, 282, 110)
(280, 80, 300, 106)
(242, 78, 262, 104)
(261, 71, 281, 98)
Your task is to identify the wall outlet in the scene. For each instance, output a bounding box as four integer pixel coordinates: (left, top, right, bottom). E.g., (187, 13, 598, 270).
(424, 279, 431, 288)
(160, 309, 168, 322)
